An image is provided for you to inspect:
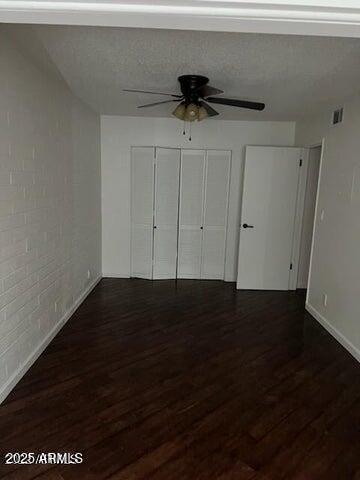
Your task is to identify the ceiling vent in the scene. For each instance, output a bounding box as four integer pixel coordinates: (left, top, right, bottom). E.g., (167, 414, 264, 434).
(332, 107, 344, 125)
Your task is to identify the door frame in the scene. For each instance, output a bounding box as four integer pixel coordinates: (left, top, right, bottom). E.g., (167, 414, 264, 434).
(288, 147, 310, 290)
(304, 140, 325, 302)
(290, 141, 324, 291)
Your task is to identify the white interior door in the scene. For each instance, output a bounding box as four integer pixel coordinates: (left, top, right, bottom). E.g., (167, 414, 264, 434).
(201, 151, 231, 279)
(131, 147, 155, 279)
(153, 148, 180, 279)
(177, 150, 205, 279)
(237, 146, 302, 290)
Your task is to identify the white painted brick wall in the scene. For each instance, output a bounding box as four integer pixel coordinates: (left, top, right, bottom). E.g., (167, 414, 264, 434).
(0, 31, 101, 399)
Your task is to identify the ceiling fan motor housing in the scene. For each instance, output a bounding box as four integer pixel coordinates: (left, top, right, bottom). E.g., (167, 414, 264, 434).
(178, 75, 209, 103)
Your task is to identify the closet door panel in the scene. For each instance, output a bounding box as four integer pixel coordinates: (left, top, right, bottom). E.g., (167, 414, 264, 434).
(179, 150, 205, 225)
(177, 228, 203, 278)
(131, 227, 153, 278)
(154, 148, 180, 225)
(201, 228, 226, 279)
(153, 148, 180, 279)
(130, 147, 154, 279)
(204, 151, 231, 226)
(131, 147, 154, 225)
(131, 147, 230, 281)
(153, 227, 178, 279)
(201, 151, 231, 280)
(177, 150, 205, 279)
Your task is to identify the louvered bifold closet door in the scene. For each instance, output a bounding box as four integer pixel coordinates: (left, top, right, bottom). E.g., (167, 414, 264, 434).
(153, 148, 181, 279)
(177, 150, 206, 278)
(131, 147, 155, 279)
(201, 151, 231, 279)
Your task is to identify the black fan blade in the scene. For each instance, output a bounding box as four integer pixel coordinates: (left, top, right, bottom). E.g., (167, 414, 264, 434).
(207, 97, 265, 111)
(137, 99, 179, 109)
(124, 89, 182, 98)
(197, 85, 224, 97)
(199, 101, 219, 117)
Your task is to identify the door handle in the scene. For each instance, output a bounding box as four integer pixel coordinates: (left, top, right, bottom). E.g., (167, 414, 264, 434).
(243, 223, 254, 229)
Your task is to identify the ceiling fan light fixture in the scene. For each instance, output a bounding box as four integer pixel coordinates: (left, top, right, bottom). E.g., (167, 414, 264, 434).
(172, 102, 186, 120)
(198, 105, 209, 122)
(184, 103, 199, 122)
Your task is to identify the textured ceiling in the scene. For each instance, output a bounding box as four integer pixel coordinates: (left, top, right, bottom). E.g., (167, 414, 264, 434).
(7, 24, 360, 120)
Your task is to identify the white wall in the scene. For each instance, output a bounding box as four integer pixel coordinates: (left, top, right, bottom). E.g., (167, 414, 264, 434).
(101, 116, 295, 281)
(0, 31, 101, 402)
(296, 95, 360, 360)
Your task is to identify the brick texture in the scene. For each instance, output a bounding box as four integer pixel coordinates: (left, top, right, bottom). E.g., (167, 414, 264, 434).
(0, 31, 101, 396)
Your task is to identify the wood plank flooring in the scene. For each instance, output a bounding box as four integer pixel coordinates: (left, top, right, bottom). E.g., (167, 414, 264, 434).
(1, 278, 360, 479)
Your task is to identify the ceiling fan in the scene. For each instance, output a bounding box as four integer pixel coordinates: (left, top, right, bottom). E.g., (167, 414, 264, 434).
(124, 74, 265, 123)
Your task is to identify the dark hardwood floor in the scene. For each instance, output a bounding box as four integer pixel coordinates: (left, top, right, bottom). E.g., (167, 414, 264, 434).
(1, 278, 360, 479)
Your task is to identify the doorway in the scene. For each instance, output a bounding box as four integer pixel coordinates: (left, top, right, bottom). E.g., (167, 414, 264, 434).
(297, 144, 322, 289)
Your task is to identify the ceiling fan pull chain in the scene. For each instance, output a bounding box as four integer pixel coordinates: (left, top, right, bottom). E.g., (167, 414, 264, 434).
(189, 122, 192, 142)
(183, 121, 186, 136)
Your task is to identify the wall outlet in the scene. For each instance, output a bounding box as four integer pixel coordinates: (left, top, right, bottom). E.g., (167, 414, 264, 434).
(87, 269, 91, 279)
(323, 293, 328, 307)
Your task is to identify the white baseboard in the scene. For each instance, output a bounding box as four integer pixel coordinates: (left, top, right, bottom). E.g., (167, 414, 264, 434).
(306, 302, 360, 363)
(102, 272, 130, 278)
(0, 275, 102, 404)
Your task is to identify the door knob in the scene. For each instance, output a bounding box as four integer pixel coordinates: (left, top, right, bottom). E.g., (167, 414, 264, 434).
(243, 223, 254, 229)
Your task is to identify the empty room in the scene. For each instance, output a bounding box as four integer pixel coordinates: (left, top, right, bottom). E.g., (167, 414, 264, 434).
(1, 1, 360, 479)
